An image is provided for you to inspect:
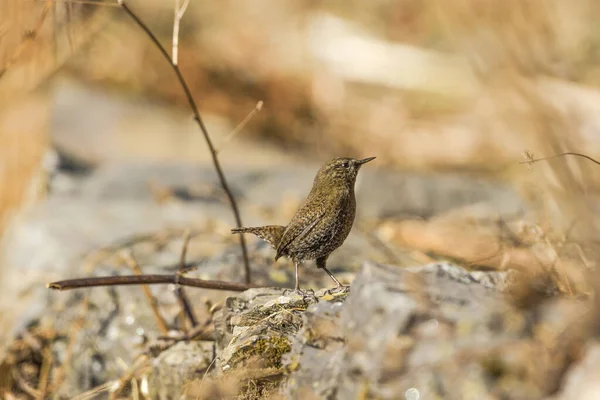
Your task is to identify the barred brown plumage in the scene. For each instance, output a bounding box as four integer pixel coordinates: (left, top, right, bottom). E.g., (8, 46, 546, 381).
(232, 157, 375, 292)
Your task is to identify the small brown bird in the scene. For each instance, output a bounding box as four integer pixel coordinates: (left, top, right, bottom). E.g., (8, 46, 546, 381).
(232, 156, 375, 292)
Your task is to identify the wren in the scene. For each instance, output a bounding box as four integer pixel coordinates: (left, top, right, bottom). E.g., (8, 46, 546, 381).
(232, 157, 375, 292)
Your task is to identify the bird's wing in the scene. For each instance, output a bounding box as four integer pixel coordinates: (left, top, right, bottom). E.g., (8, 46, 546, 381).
(275, 209, 324, 260)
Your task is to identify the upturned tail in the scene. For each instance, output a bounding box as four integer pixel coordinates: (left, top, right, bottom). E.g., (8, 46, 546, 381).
(231, 225, 286, 249)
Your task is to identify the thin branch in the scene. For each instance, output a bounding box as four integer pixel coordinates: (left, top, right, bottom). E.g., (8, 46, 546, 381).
(520, 151, 600, 167)
(47, 274, 260, 291)
(117, 0, 252, 283)
(172, 0, 190, 65)
(175, 229, 199, 327)
(216, 100, 264, 153)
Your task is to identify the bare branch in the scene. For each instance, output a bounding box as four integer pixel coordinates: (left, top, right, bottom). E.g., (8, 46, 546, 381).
(520, 151, 600, 167)
(117, 0, 252, 283)
(47, 274, 260, 291)
(172, 0, 190, 65)
(175, 229, 199, 327)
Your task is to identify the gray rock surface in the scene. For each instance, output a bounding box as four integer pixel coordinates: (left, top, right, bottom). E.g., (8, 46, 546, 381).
(150, 341, 213, 400)
(283, 261, 512, 399)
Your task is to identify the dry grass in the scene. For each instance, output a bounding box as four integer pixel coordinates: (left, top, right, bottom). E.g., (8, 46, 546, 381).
(0, 0, 107, 240)
(0, 98, 49, 241)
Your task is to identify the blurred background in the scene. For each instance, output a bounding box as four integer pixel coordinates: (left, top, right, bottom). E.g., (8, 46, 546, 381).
(3, 0, 600, 232)
(3, 0, 600, 398)
(3, 0, 600, 280)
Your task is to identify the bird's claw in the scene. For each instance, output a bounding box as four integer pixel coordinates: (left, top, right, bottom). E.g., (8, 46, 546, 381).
(325, 284, 350, 296)
(293, 288, 316, 302)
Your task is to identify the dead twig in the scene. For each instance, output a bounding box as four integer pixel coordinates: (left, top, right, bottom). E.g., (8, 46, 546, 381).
(521, 150, 600, 167)
(175, 229, 199, 328)
(47, 274, 260, 291)
(117, 0, 252, 283)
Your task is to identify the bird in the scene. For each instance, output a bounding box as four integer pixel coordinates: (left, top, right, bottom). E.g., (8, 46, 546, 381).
(231, 156, 375, 292)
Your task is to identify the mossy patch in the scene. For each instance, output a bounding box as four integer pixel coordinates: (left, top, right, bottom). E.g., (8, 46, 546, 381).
(229, 336, 292, 369)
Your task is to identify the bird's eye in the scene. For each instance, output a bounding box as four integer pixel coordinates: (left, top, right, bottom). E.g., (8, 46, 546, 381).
(341, 161, 350, 168)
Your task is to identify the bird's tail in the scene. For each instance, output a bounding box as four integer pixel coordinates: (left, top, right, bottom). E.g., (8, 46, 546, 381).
(231, 225, 285, 249)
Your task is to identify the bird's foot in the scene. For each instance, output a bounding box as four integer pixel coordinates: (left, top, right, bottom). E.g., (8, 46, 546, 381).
(325, 284, 350, 296)
(293, 287, 316, 303)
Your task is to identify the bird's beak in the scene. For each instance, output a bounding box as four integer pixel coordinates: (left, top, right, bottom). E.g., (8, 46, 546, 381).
(356, 156, 376, 166)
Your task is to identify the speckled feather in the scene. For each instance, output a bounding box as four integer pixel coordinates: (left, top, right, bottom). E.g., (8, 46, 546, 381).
(274, 181, 355, 262)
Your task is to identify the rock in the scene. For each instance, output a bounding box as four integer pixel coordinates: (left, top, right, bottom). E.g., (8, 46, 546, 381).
(214, 287, 349, 373)
(150, 341, 213, 400)
(283, 261, 512, 399)
(282, 299, 346, 399)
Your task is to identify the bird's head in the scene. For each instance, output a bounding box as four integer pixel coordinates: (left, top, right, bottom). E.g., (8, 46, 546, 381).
(314, 157, 376, 188)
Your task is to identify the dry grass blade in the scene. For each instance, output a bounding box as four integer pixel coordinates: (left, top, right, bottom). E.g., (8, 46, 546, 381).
(35, 344, 53, 399)
(71, 356, 151, 400)
(121, 250, 170, 335)
(117, 0, 252, 284)
(216, 100, 264, 153)
(109, 355, 150, 399)
(71, 381, 113, 400)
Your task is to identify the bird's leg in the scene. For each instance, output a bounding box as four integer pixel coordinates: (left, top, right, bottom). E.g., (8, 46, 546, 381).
(294, 258, 301, 293)
(316, 256, 345, 289)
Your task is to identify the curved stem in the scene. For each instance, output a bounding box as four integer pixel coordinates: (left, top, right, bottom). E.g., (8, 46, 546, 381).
(118, 0, 251, 283)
